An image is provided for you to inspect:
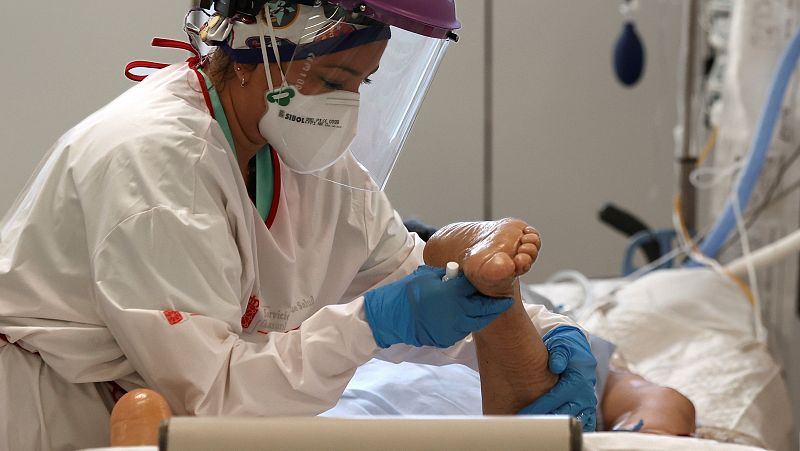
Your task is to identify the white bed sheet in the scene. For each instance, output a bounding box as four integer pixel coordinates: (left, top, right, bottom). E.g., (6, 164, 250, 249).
(575, 268, 794, 451)
(583, 432, 769, 451)
(325, 268, 794, 451)
(323, 359, 770, 450)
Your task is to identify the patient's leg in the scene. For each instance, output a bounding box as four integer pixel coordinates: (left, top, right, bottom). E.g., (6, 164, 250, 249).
(473, 281, 558, 414)
(423, 219, 556, 414)
(600, 366, 696, 435)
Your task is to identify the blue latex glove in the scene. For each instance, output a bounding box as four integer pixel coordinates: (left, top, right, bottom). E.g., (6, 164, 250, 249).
(364, 265, 513, 348)
(518, 326, 598, 432)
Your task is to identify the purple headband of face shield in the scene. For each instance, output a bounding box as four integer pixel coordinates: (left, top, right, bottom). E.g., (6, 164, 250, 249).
(219, 25, 391, 65)
(333, 0, 460, 39)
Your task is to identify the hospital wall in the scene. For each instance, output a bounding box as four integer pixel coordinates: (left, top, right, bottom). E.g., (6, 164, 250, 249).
(0, 0, 682, 283)
(0, 1, 193, 217)
(386, 0, 684, 282)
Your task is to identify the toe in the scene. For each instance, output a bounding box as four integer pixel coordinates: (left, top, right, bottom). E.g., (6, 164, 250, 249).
(514, 253, 533, 275)
(518, 243, 540, 256)
(521, 233, 541, 247)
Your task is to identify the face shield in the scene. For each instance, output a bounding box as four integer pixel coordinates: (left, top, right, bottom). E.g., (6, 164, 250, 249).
(188, 0, 459, 191)
(349, 27, 450, 190)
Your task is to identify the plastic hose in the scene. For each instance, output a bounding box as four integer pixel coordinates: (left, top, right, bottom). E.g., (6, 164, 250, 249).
(725, 227, 800, 276)
(689, 26, 800, 264)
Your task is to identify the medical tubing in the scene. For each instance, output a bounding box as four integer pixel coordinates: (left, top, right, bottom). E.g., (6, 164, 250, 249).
(726, 228, 800, 276)
(545, 270, 594, 316)
(732, 194, 766, 342)
(690, 26, 800, 263)
(673, 195, 728, 280)
(627, 244, 686, 280)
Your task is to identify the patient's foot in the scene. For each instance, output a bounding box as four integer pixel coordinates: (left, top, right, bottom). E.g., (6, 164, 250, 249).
(424, 218, 541, 297)
(462, 219, 540, 297)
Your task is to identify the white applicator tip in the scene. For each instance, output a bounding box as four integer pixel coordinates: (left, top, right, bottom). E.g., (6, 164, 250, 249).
(442, 261, 460, 282)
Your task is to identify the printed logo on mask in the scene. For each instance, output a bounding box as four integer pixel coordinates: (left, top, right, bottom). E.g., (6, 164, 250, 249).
(278, 110, 343, 128)
(266, 87, 296, 106)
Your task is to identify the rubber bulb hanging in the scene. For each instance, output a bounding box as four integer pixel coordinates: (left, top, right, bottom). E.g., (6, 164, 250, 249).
(613, 21, 646, 87)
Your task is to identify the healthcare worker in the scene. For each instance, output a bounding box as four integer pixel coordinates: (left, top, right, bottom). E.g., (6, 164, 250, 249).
(0, 1, 596, 450)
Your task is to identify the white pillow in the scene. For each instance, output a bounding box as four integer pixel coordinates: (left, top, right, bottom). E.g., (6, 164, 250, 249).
(578, 268, 793, 451)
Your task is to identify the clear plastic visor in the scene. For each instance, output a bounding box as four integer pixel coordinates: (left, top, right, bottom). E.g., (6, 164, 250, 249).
(349, 28, 450, 190)
(265, 7, 450, 191)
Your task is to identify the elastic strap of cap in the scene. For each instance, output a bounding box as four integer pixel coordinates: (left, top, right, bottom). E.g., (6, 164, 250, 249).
(257, 10, 289, 91)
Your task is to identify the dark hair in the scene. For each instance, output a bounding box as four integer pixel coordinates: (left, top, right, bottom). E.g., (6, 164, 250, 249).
(203, 49, 258, 90)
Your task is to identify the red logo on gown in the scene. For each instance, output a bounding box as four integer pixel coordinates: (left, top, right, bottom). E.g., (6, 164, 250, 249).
(241, 296, 260, 329)
(162, 310, 184, 325)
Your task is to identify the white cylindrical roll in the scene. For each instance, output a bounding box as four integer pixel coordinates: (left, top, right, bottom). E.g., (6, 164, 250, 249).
(161, 416, 581, 451)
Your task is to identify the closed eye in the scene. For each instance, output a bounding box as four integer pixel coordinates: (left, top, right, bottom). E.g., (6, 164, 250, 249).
(322, 79, 344, 90)
(322, 77, 372, 91)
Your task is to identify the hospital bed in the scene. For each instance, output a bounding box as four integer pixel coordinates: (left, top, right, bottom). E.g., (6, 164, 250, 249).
(531, 269, 794, 451)
(316, 268, 794, 451)
(90, 267, 793, 451)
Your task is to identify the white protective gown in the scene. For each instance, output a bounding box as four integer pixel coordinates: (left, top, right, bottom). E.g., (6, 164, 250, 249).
(0, 63, 572, 451)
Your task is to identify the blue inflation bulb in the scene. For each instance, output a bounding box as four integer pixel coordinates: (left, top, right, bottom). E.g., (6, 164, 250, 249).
(613, 21, 645, 87)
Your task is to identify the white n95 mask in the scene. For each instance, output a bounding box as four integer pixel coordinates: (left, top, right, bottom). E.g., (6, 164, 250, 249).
(258, 86, 359, 174)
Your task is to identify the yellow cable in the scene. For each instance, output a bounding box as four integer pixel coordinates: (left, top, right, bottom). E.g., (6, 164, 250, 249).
(673, 193, 756, 306)
(722, 269, 757, 305)
(696, 127, 719, 167)
(673, 127, 756, 305)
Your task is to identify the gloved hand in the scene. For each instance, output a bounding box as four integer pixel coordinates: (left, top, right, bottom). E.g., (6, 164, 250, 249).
(518, 326, 598, 432)
(364, 265, 513, 348)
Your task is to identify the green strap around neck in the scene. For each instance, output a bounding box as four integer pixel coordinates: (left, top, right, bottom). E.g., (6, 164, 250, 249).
(198, 69, 274, 222)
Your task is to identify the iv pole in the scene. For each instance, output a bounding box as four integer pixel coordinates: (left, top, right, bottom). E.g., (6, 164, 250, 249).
(676, 0, 702, 233)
